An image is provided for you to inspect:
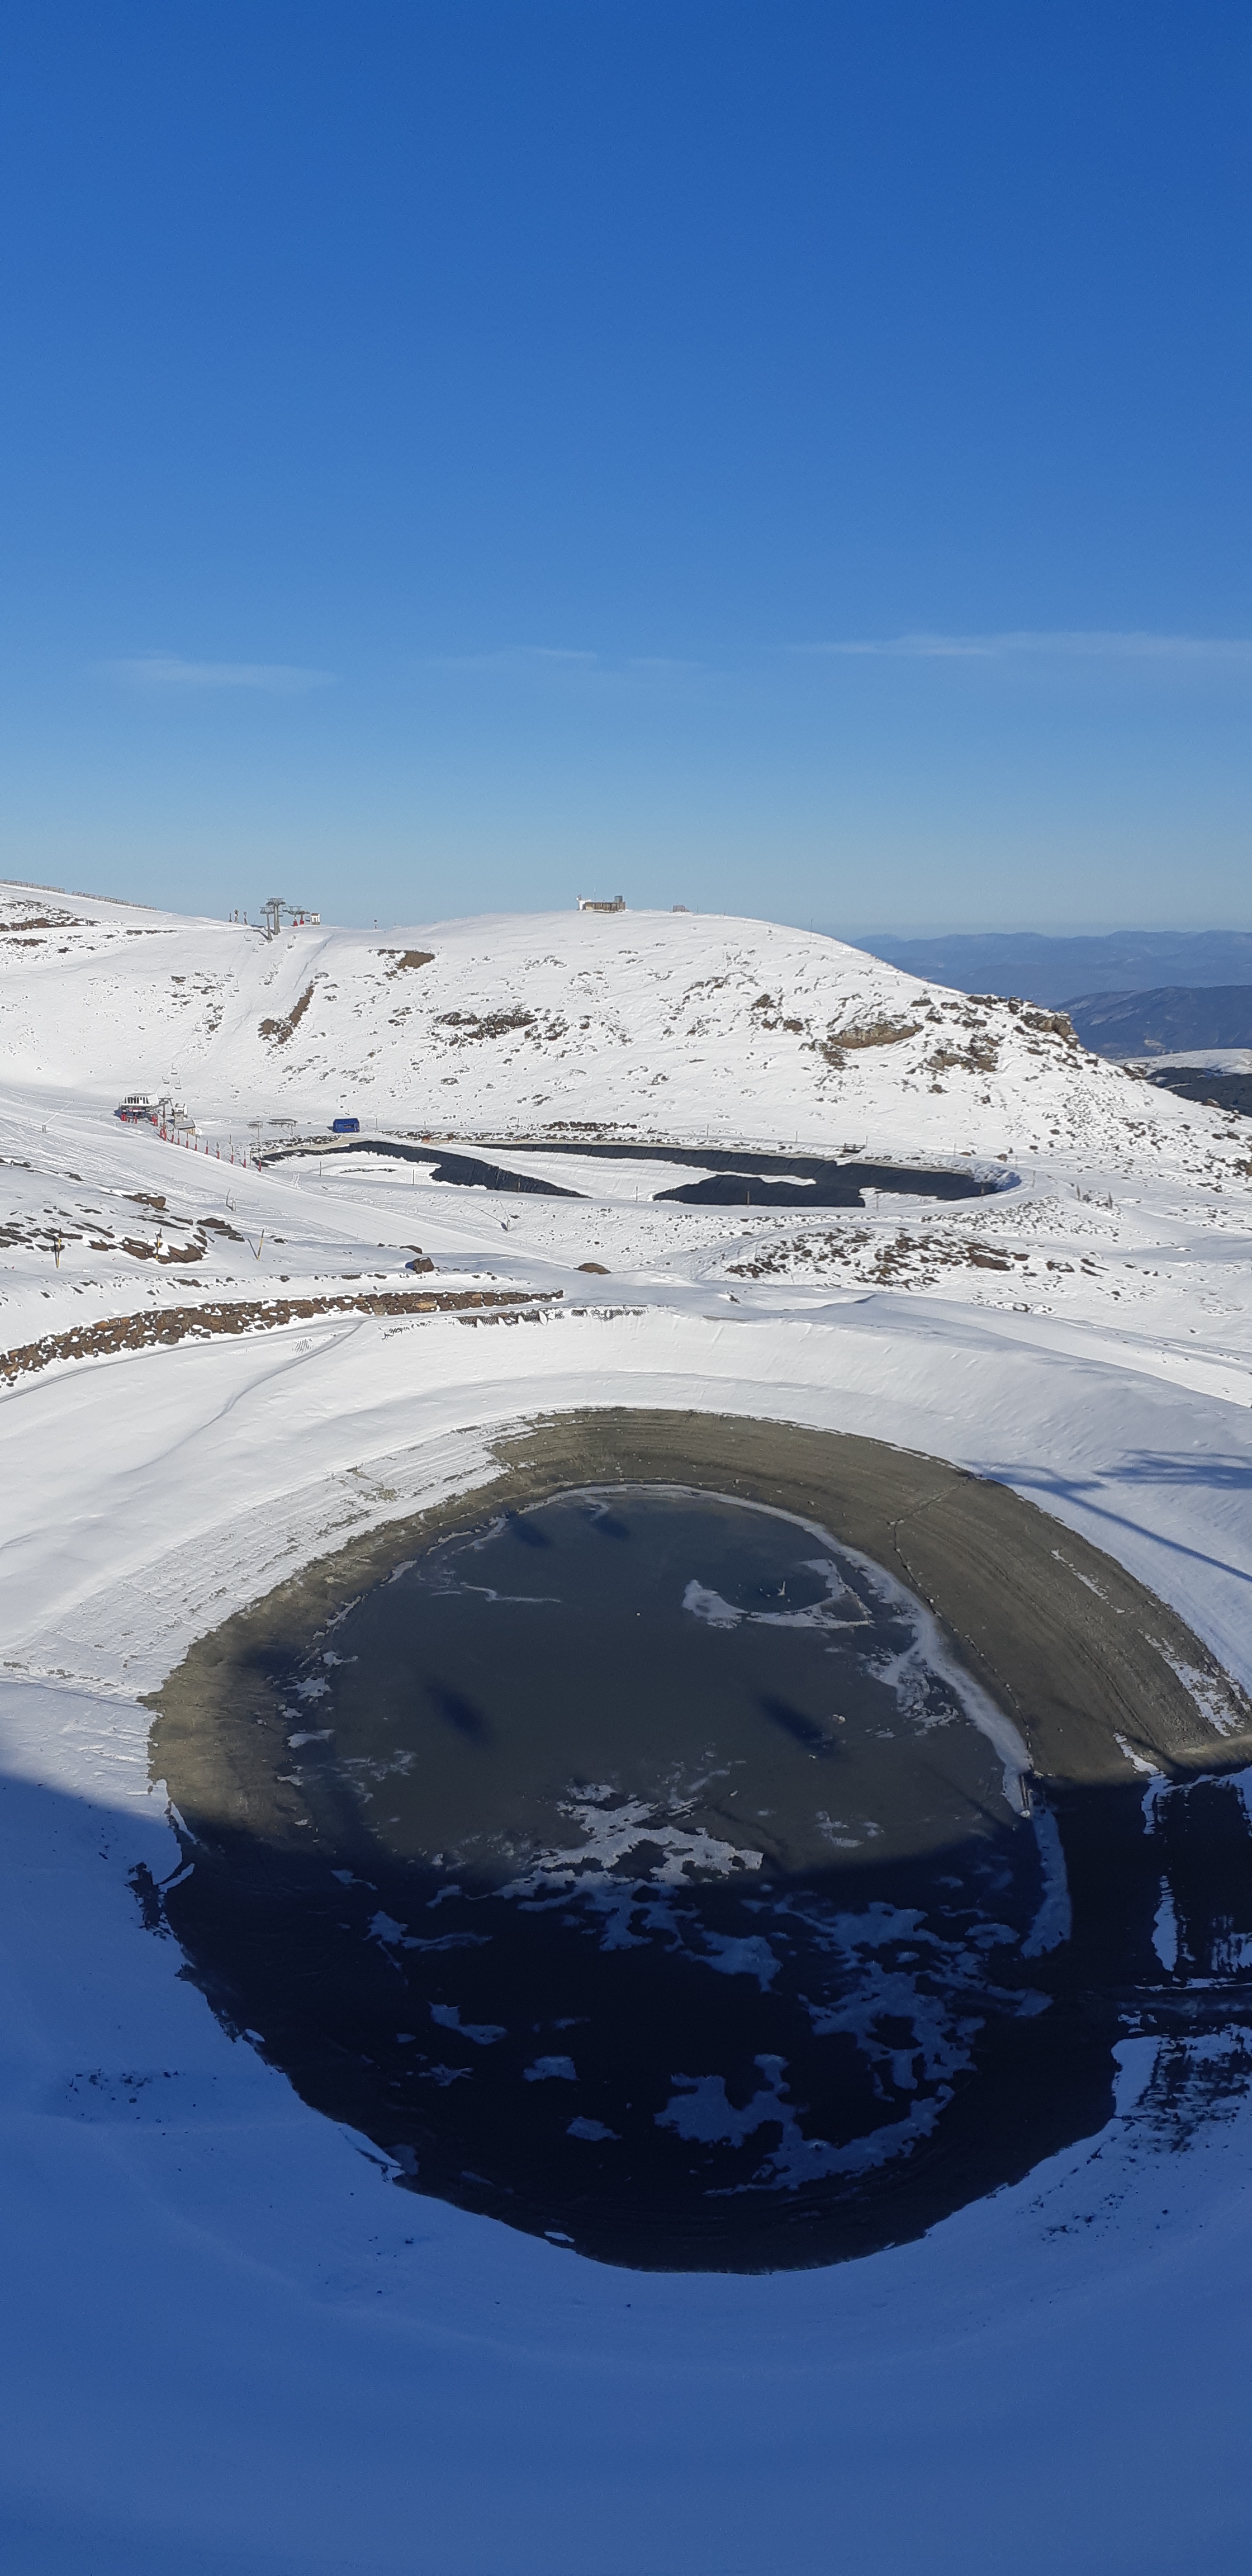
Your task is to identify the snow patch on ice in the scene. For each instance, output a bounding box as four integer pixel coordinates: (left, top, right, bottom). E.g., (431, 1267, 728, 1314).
(1152, 1878, 1180, 1973)
(430, 2002, 506, 2045)
(681, 1579, 743, 1629)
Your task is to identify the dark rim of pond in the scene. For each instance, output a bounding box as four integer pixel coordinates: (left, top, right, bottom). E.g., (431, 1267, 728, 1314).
(145, 1413, 1252, 2275)
(263, 1135, 1009, 1206)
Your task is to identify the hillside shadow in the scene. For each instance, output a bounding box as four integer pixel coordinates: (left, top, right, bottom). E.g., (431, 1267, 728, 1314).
(984, 1461, 1252, 1589)
(151, 1760, 1252, 2275)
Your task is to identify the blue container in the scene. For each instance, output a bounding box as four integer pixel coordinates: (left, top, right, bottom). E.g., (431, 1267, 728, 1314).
(331, 1116, 361, 1134)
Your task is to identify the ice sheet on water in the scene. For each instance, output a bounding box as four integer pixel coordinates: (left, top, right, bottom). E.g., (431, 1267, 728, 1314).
(656, 2053, 955, 2189)
(501, 1788, 765, 1900)
(681, 1580, 742, 1630)
(680, 1524, 1033, 1805)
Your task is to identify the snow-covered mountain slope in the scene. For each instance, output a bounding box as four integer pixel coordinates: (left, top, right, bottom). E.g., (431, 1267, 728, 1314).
(5, 883, 1252, 2574)
(3, 878, 1244, 1179)
(3, 877, 1251, 1393)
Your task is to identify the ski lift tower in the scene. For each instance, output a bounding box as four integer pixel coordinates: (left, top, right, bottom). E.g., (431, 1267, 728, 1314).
(261, 896, 320, 937)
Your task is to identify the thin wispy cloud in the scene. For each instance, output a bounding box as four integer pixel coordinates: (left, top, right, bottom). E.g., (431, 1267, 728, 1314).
(803, 629, 1252, 664)
(101, 654, 334, 694)
(423, 646, 599, 675)
(421, 646, 705, 680)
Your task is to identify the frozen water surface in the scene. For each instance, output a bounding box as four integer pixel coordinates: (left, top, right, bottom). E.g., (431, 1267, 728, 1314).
(159, 1489, 1162, 2269)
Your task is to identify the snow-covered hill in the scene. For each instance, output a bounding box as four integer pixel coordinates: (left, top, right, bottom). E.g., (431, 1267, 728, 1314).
(3, 874, 1251, 1393)
(3, 877, 1241, 1178)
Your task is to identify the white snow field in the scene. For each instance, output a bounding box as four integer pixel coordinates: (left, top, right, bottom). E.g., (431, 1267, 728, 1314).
(3, 880, 1252, 2574)
(1126, 1045, 1252, 1074)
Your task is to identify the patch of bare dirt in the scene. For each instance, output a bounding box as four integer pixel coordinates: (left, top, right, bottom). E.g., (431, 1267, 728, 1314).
(1, 1286, 563, 1386)
(259, 981, 317, 1044)
(437, 1007, 535, 1041)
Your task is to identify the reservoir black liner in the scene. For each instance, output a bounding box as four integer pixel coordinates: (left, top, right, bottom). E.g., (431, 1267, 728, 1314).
(266, 1135, 1006, 1206)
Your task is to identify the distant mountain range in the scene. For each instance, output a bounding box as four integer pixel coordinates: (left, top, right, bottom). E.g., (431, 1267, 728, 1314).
(853, 930, 1252, 1006)
(1064, 987, 1252, 1058)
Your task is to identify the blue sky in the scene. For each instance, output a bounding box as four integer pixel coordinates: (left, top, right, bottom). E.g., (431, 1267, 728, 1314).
(2, 1, 1248, 932)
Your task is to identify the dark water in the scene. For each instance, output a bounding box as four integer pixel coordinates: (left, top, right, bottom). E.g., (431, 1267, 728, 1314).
(321, 1490, 1027, 1879)
(163, 1489, 1173, 2269)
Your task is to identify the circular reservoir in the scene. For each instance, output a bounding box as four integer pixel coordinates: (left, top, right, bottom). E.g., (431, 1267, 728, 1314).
(149, 1413, 1252, 2272)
